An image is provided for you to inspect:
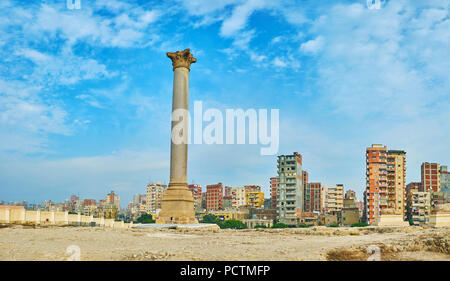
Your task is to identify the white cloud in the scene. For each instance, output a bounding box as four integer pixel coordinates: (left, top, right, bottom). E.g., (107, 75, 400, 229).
(300, 36, 324, 54)
(0, 80, 71, 153)
(298, 1, 450, 119)
(249, 51, 267, 62)
(270, 36, 283, 44)
(176, 0, 242, 16)
(30, 3, 161, 48)
(273, 57, 287, 67)
(15, 48, 113, 86)
(280, 8, 309, 25)
(75, 94, 104, 109)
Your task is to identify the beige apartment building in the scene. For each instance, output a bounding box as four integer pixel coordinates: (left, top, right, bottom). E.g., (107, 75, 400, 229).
(324, 184, 344, 214)
(342, 191, 360, 225)
(106, 191, 120, 209)
(146, 182, 167, 214)
(231, 187, 246, 207)
(387, 150, 407, 217)
(407, 190, 431, 226)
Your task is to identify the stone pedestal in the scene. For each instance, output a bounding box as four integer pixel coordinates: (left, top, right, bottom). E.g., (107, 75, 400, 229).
(156, 49, 198, 224)
(376, 214, 409, 227)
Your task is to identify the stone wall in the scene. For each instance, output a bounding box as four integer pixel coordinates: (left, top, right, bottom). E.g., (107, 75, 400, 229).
(10, 208, 25, 223)
(0, 206, 132, 229)
(429, 212, 450, 227)
(376, 214, 409, 226)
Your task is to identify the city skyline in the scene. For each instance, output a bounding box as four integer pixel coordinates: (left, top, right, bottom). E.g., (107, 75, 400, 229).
(2, 147, 447, 211)
(1, 0, 450, 206)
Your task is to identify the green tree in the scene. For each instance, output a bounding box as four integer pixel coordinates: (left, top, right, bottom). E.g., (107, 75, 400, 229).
(218, 220, 247, 229)
(350, 222, 369, 227)
(254, 224, 267, 229)
(136, 213, 155, 224)
(297, 224, 310, 228)
(271, 222, 289, 228)
(201, 214, 218, 223)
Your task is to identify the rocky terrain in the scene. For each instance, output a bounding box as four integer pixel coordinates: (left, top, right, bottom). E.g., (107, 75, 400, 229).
(0, 224, 448, 261)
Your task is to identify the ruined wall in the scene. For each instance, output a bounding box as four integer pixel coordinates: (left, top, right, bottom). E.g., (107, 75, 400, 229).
(0, 207, 129, 229)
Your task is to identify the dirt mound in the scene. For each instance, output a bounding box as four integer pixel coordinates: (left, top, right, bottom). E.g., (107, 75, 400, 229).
(326, 234, 450, 261)
(406, 235, 449, 254)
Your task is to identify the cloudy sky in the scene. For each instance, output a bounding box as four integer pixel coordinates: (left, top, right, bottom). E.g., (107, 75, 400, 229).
(0, 0, 449, 206)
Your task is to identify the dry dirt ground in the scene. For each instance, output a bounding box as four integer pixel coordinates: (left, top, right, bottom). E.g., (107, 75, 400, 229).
(0, 224, 448, 261)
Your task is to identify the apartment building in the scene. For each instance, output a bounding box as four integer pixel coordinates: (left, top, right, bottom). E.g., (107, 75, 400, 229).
(342, 195, 360, 226)
(270, 177, 279, 210)
(223, 196, 233, 209)
(321, 185, 327, 215)
(365, 144, 387, 224)
(146, 183, 167, 214)
(304, 182, 322, 213)
(406, 190, 431, 226)
(188, 184, 203, 212)
(324, 184, 344, 214)
(106, 191, 120, 209)
(302, 171, 309, 189)
(244, 185, 261, 193)
(231, 187, 246, 207)
(387, 150, 406, 217)
(440, 166, 450, 191)
(277, 152, 303, 224)
(224, 186, 232, 197)
(206, 183, 223, 211)
(345, 190, 357, 201)
(245, 191, 265, 209)
(406, 182, 421, 194)
(421, 162, 440, 192)
(146, 183, 165, 214)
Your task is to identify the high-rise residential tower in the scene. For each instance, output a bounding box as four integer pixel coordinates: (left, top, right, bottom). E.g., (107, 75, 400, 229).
(106, 191, 120, 209)
(302, 171, 308, 190)
(365, 144, 387, 224)
(324, 184, 344, 214)
(270, 177, 279, 210)
(277, 152, 303, 225)
(440, 166, 450, 192)
(188, 184, 202, 212)
(146, 183, 167, 214)
(387, 150, 406, 217)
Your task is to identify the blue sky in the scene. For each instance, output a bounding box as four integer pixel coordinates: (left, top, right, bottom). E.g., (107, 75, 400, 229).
(0, 0, 449, 207)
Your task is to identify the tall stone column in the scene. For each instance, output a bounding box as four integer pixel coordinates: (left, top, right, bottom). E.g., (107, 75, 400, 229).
(156, 49, 198, 224)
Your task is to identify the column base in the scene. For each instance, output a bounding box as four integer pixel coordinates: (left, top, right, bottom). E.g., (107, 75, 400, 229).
(155, 216, 198, 224)
(156, 184, 198, 224)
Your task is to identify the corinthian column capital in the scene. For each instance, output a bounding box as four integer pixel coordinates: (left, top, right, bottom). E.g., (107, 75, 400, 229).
(167, 48, 197, 71)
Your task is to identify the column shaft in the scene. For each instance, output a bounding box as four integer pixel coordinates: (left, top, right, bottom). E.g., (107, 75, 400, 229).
(169, 67, 189, 187)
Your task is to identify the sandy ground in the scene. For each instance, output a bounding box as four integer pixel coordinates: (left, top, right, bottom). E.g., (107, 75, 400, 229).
(0, 224, 448, 261)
